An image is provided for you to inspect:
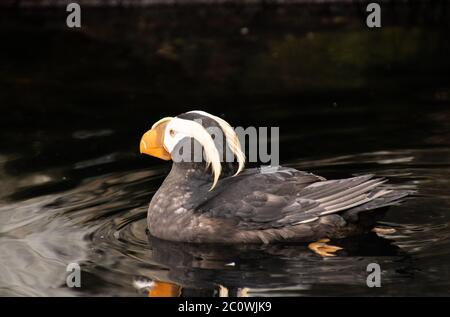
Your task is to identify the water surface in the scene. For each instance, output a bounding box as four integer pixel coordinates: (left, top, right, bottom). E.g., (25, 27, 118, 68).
(2, 123, 450, 296)
(1, 4, 449, 296)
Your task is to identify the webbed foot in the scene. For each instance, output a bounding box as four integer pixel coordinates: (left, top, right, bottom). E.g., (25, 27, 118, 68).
(308, 238, 343, 257)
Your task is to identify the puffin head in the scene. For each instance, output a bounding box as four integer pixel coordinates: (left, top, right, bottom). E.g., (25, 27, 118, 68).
(140, 110, 245, 190)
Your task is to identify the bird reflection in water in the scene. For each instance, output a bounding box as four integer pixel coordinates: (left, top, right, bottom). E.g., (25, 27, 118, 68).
(138, 233, 408, 297)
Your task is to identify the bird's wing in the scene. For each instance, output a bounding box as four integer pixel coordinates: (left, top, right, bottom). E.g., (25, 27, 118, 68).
(200, 169, 389, 230)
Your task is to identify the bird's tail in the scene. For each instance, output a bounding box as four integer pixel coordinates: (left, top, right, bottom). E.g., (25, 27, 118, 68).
(341, 189, 413, 224)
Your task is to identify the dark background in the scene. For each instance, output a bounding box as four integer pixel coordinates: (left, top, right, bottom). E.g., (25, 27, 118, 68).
(1, 1, 450, 296)
(1, 1, 449, 192)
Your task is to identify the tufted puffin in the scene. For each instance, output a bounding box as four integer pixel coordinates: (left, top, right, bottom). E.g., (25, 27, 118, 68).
(140, 110, 410, 256)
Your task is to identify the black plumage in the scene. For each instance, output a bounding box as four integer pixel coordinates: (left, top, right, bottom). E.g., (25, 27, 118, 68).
(143, 112, 410, 244)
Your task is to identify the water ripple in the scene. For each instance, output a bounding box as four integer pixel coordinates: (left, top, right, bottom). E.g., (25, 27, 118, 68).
(1, 148, 450, 296)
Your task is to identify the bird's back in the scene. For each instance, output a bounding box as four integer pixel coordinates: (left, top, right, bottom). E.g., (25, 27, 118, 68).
(148, 166, 409, 243)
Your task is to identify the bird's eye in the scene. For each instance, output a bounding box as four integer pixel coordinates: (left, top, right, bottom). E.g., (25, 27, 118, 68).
(169, 129, 175, 137)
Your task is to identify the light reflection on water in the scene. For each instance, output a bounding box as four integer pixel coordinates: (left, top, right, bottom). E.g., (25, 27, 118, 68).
(1, 147, 450, 296)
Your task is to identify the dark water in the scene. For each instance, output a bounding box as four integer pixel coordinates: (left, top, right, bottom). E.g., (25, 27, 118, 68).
(1, 4, 450, 296)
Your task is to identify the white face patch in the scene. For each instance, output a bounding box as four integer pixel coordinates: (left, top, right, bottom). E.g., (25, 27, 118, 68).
(163, 119, 189, 154)
(163, 117, 222, 190)
(159, 112, 247, 190)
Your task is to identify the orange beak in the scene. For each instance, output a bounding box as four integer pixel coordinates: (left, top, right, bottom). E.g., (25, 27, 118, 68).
(140, 121, 172, 161)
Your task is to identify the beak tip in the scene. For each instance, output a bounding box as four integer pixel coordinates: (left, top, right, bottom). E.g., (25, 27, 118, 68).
(139, 127, 171, 160)
(139, 139, 147, 155)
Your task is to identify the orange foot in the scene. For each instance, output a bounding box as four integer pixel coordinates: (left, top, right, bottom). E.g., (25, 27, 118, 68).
(308, 239, 343, 257)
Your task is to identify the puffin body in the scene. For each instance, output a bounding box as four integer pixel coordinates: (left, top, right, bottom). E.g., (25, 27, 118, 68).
(140, 111, 409, 244)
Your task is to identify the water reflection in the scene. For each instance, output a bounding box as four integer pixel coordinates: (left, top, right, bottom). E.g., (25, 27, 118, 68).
(143, 233, 408, 297)
(3, 146, 450, 296)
